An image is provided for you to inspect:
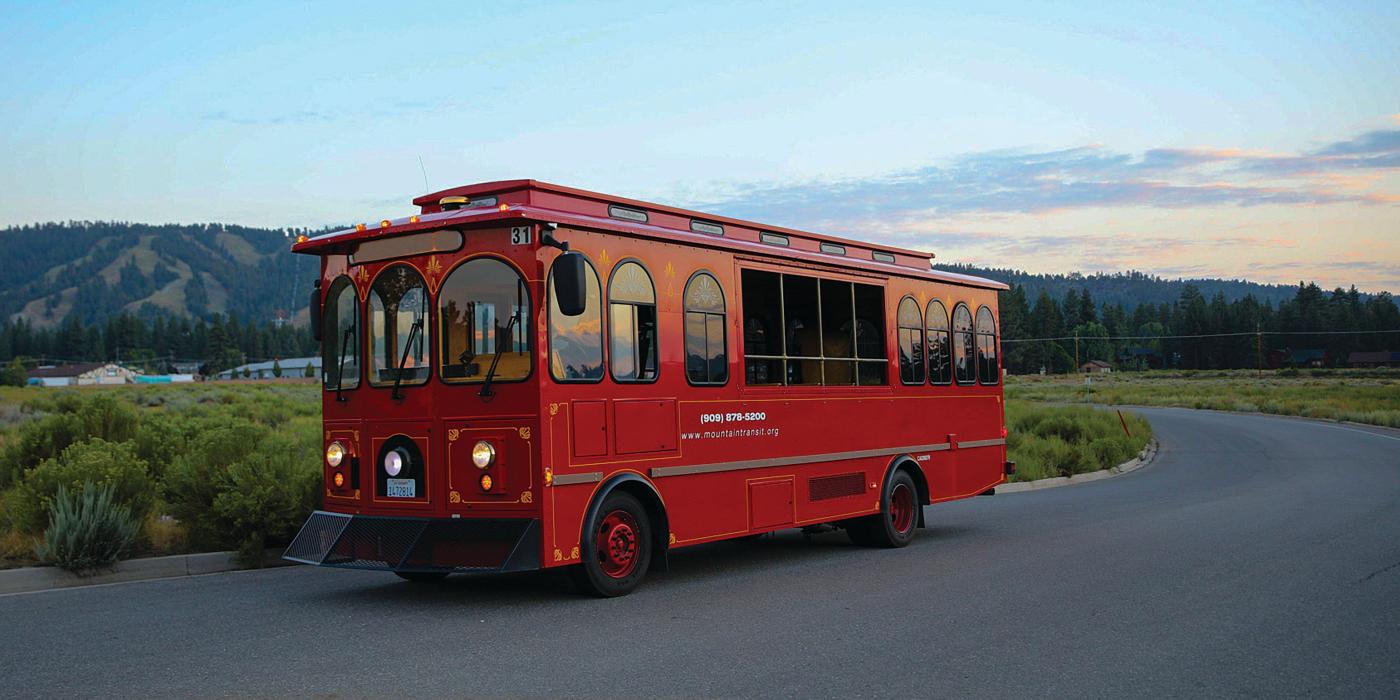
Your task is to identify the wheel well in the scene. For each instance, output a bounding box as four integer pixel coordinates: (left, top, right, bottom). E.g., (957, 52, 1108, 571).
(596, 476, 671, 573)
(887, 456, 931, 528)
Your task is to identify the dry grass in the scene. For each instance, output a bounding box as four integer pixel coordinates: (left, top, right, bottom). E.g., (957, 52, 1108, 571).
(1007, 369, 1400, 429)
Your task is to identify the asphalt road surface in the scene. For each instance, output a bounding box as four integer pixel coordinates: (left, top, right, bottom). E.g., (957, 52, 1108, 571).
(4, 408, 1400, 698)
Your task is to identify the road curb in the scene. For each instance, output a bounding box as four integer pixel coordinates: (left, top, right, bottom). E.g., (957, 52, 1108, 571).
(998, 438, 1160, 494)
(0, 549, 291, 595)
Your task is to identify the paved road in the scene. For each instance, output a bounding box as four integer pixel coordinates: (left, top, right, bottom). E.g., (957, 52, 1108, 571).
(4, 409, 1400, 698)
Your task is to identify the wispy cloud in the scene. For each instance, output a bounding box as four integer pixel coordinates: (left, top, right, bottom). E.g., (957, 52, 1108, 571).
(697, 126, 1400, 226)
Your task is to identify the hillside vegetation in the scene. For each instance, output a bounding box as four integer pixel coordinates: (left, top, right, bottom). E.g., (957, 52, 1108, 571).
(0, 222, 320, 328)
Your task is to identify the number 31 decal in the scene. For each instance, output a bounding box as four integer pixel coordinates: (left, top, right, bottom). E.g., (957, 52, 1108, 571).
(510, 226, 532, 245)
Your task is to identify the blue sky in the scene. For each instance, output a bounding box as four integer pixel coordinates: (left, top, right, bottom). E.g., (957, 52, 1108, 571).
(2, 1, 1397, 290)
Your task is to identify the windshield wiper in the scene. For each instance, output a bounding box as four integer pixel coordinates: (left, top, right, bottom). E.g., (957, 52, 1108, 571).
(334, 326, 354, 403)
(479, 313, 520, 398)
(391, 317, 423, 401)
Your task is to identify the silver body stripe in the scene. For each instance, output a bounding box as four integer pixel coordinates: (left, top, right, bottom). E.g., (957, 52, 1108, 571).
(552, 472, 603, 486)
(650, 442, 953, 479)
(958, 438, 1007, 449)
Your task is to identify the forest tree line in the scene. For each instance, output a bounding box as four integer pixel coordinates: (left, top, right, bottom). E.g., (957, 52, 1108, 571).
(998, 282, 1400, 373)
(2, 280, 1397, 379)
(0, 312, 316, 376)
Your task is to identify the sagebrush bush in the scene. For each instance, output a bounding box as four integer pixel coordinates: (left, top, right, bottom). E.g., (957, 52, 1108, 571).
(14, 439, 155, 534)
(36, 482, 139, 575)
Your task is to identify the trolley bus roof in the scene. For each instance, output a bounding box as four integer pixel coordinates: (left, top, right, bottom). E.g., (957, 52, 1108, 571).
(292, 180, 1008, 291)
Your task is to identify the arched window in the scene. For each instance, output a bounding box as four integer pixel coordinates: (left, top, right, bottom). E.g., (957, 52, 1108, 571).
(368, 264, 431, 387)
(438, 258, 530, 384)
(321, 276, 359, 391)
(609, 260, 658, 382)
(548, 255, 604, 382)
(952, 303, 975, 385)
(897, 297, 925, 385)
(684, 271, 728, 385)
(976, 305, 999, 385)
(926, 300, 951, 385)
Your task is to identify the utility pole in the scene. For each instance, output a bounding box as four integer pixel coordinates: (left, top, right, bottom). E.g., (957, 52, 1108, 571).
(1256, 322, 1263, 377)
(1074, 333, 1080, 374)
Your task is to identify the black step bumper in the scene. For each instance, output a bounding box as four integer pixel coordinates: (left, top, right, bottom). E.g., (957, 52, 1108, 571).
(283, 511, 541, 574)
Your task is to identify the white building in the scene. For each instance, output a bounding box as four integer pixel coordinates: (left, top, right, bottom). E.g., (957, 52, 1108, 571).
(27, 362, 139, 387)
(215, 356, 321, 381)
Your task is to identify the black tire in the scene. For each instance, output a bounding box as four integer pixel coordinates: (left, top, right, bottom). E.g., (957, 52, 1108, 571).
(847, 470, 919, 548)
(570, 490, 653, 597)
(395, 571, 450, 583)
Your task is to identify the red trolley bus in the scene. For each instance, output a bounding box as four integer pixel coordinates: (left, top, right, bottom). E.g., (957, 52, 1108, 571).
(285, 180, 1011, 596)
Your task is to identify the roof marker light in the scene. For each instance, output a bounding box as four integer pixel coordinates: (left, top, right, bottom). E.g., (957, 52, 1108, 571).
(409, 215, 420, 224)
(356, 223, 367, 232)
(498, 203, 509, 212)
(380, 220, 391, 229)
(296, 234, 308, 244)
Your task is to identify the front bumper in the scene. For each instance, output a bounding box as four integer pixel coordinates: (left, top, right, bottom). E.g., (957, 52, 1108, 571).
(283, 510, 541, 574)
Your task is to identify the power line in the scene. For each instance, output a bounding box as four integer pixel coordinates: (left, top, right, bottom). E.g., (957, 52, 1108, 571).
(1002, 328, 1400, 344)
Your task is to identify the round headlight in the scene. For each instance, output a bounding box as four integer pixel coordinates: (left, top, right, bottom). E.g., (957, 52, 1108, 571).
(471, 441, 496, 469)
(325, 441, 345, 468)
(384, 448, 407, 477)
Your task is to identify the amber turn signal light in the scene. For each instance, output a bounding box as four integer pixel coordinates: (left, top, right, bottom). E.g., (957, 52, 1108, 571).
(479, 474, 493, 491)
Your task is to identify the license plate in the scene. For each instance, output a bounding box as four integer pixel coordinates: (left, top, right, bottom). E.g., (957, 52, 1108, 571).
(386, 478, 416, 498)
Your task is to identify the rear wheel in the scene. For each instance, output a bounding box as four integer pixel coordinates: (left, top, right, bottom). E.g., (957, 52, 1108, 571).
(847, 470, 919, 548)
(570, 491, 653, 597)
(395, 571, 449, 583)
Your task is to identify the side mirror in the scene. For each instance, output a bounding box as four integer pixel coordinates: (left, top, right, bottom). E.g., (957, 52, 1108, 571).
(309, 281, 323, 342)
(551, 251, 588, 317)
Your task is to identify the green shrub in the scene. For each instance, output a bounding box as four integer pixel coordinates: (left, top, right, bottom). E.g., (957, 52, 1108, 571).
(0, 358, 27, 387)
(163, 420, 270, 549)
(210, 432, 321, 566)
(0, 391, 143, 488)
(36, 482, 139, 575)
(130, 412, 193, 480)
(14, 439, 155, 534)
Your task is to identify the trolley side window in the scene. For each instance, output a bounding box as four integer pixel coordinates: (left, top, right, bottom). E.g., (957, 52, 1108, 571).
(976, 305, 999, 385)
(897, 296, 925, 385)
(684, 271, 728, 385)
(926, 299, 952, 385)
(739, 269, 887, 386)
(549, 255, 605, 382)
(952, 303, 975, 385)
(608, 260, 659, 383)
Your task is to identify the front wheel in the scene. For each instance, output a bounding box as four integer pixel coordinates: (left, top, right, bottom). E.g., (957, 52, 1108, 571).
(847, 470, 919, 548)
(570, 491, 653, 597)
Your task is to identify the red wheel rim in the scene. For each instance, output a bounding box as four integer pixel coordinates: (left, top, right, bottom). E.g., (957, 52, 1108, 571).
(596, 510, 640, 579)
(890, 483, 915, 534)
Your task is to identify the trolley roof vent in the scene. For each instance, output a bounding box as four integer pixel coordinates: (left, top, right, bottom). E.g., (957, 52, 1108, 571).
(608, 204, 649, 223)
(690, 219, 724, 236)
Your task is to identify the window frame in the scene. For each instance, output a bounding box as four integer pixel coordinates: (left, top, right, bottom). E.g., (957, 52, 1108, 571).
(321, 275, 360, 392)
(366, 263, 433, 389)
(607, 258, 660, 384)
(896, 295, 925, 385)
(547, 252, 607, 384)
(926, 299, 953, 386)
(683, 269, 729, 387)
(976, 304, 1000, 386)
(738, 266, 889, 387)
(952, 302, 976, 386)
(436, 255, 533, 386)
